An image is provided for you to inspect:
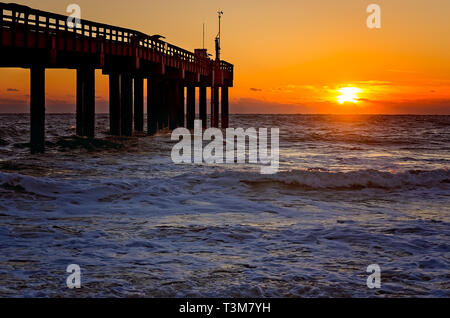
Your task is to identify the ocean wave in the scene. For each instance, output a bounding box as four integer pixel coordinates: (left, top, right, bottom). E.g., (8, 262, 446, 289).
(0, 125, 27, 139)
(0, 172, 67, 197)
(3, 167, 449, 201)
(281, 133, 435, 147)
(239, 168, 450, 190)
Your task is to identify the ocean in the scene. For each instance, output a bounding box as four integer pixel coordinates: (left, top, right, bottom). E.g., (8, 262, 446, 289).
(0, 114, 449, 297)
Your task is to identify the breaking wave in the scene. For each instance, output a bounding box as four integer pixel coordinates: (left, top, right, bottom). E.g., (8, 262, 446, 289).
(239, 168, 450, 190)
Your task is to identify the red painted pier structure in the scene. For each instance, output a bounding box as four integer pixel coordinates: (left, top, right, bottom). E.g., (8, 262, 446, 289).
(0, 3, 234, 153)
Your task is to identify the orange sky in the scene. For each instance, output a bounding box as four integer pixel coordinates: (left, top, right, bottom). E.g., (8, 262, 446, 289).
(1, 0, 449, 114)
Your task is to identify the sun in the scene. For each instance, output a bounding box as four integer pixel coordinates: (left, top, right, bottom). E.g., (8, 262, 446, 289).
(337, 87, 362, 104)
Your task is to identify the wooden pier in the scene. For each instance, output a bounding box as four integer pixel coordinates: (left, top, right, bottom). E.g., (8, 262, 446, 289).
(0, 3, 234, 153)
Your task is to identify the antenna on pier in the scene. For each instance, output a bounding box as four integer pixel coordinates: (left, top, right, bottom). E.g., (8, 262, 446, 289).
(203, 23, 205, 49)
(215, 10, 223, 61)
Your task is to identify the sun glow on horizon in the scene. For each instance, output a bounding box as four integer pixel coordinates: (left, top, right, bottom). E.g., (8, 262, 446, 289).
(337, 87, 362, 104)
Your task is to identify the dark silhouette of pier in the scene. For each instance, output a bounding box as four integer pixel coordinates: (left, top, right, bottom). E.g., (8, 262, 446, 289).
(0, 3, 233, 153)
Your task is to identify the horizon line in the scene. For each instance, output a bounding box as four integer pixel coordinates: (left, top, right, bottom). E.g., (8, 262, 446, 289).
(0, 113, 449, 116)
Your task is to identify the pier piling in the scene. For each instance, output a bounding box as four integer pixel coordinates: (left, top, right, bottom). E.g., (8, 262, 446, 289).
(168, 81, 178, 130)
(109, 73, 121, 136)
(221, 86, 229, 129)
(30, 65, 45, 153)
(120, 74, 133, 136)
(76, 66, 96, 139)
(177, 82, 185, 128)
(186, 86, 196, 130)
(161, 82, 169, 129)
(147, 78, 158, 136)
(134, 76, 144, 132)
(211, 87, 220, 128)
(199, 86, 207, 129)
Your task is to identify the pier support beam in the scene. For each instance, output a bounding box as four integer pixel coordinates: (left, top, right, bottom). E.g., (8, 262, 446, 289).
(177, 83, 185, 128)
(168, 81, 178, 130)
(76, 66, 96, 138)
(221, 86, 229, 129)
(211, 86, 219, 128)
(160, 82, 169, 130)
(134, 76, 144, 132)
(120, 74, 133, 136)
(147, 78, 159, 136)
(186, 86, 195, 129)
(76, 70, 83, 136)
(109, 73, 121, 135)
(199, 86, 207, 129)
(30, 65, 45, 153)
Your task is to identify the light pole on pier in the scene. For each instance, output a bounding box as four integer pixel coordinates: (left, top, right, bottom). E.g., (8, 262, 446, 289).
(215, 11, 223, 61)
